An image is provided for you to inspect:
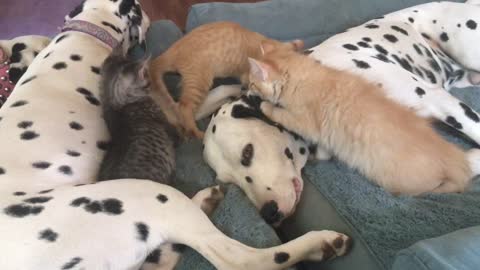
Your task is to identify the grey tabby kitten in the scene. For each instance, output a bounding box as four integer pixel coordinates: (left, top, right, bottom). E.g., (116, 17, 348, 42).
(97, 48, 180, 184)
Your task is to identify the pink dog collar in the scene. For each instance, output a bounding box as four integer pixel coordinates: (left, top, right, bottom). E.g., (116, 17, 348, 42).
(0, 47, 16, 108)
(61, 20, 120, 49)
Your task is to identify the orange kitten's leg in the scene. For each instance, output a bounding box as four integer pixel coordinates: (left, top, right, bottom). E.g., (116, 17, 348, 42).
(179, 76, 212, 139)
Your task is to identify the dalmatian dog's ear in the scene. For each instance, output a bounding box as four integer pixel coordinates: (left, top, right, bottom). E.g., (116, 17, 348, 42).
(65, 0, 86, 22)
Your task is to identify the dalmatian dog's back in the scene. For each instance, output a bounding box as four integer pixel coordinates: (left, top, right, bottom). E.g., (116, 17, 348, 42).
(0, 0, 148, 193)
(308, 1, 480, 145)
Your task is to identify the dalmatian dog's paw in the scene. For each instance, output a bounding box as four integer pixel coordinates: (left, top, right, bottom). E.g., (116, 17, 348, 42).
(191, 185, 226, 216)
(304, 231, 352, 261)
(0, 35, 51, 84)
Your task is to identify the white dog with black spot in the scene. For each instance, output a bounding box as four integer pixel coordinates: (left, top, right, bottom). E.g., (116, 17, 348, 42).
(0, 0, 351, 269)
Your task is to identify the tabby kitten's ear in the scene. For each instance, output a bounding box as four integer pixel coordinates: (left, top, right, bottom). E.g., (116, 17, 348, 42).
(248, 58, 271, 82)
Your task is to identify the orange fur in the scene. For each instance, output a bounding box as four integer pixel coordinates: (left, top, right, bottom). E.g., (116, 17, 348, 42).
(249, 48, 471, 195)
(149, 21, 303, 138)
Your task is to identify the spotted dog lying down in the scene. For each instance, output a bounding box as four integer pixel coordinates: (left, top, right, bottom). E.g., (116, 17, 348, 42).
(0, 0, 351, 269)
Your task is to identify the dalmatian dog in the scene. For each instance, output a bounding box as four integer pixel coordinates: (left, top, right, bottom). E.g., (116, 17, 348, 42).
(306, 0, 480, 149)
(0, 0, 351, 269)
(0, 35, 51, 107)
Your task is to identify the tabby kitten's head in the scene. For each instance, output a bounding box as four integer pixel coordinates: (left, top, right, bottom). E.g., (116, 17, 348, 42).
(100, 47, 151, 109)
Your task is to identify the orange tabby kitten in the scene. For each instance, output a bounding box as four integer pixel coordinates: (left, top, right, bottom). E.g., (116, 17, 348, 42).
(248, 45, 475, 195)
(149, 21, 303, 138)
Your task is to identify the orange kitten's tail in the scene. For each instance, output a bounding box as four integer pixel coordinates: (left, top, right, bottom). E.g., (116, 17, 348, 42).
(149, 54, 182, 127)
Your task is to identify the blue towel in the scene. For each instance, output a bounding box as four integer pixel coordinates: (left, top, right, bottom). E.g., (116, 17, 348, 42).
(304, 87, 480, 269)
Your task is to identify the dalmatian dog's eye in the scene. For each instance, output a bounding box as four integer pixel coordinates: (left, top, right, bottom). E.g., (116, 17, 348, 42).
(241, 143, 254, 167)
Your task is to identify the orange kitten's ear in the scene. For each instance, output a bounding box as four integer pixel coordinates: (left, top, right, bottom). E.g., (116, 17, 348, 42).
(291, 39, 304, 51)
(248, 58, 270, 82)
(260, 41, 276, 56)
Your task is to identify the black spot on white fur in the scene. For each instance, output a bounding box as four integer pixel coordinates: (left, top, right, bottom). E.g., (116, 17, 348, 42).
(274, 252, 290, 264)
(20, 131, 39, 140)
(53, 62, 67, 70)
(383, 34, 398, 43)
(91, 66, 101, 75)
(446, 116, 463, 129)
(11, 100, 28, 107)
(284, 147, 293, 160)
(391, 25, 408, 36)
(67, 150, 81, 157)
(245, 176, 253, 183)
(70, 197, 123, 215)
(39, 228, 58, 242)
(135, 222, 149, 241)
(96, 141, 110, 151)
(466, 20, 477, 30)
(17, 121, 33, 129)
(365, 24, 379, 29)
(460, 103, 480, 122)
(241, 143, 254, 167)
(70, 54, 82, 61)
(343, 44, 359, 51)
(38, 189, 54, 194)
(69, 121, 84, 130)
(62, 257, 82, 270)
(415, 87, 426, 97)
(76, 87, 101, 106)
(56, 34, 69, 44)
(352, 59, 370, 69)
(13, 192, 26, 196)
(0, 167, 4, 174)
(4, 204, 44, 217)
(374, 44, 388, 55)
(299, 147, 306, 155)
(12, 43, 26, 53)
(146, 249, 161, 263)
(58, 165, 73, 175)
(440, 32, 449, 42)
(23, 196, 52, 204)
(32, 161, 51, 169)
(157, 194, 168, 203)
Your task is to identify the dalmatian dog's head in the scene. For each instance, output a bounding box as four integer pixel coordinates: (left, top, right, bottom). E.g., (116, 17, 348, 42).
(65, 0, 150, 53)
(203, 93, 310, 226)
(0, 35, 51, 84)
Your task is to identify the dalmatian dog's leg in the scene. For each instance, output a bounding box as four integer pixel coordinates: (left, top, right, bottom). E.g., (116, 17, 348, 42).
(1, 180, 350, 269)
(140, 186, 225, 270)
(416, 87, 480, 144)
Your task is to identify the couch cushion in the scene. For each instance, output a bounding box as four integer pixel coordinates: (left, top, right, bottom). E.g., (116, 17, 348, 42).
(392, 226, 480, 270)
(186, 0, 462, 48)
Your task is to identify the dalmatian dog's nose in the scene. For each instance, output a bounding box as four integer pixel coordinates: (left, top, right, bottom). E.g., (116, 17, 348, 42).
(260, 200, 285, 225)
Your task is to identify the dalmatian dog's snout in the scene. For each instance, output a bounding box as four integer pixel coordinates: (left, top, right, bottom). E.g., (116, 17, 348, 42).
(203, 90, 310, 225)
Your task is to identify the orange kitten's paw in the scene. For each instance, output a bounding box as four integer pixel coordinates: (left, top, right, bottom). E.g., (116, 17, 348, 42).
(260, 101, 275, 116)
